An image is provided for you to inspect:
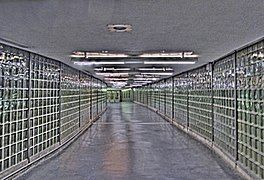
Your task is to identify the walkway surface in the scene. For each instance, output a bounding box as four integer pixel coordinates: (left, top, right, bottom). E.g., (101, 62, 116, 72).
(18, 102, 242, 180)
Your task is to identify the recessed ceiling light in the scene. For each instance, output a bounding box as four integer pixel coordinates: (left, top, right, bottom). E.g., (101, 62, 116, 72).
(107, 24, 132, 32)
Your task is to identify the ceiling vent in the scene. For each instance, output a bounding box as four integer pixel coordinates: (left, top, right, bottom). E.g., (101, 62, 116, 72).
(107, 24, 132, 32)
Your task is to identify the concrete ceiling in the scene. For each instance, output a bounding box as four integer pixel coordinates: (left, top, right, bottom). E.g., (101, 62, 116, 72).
(0, 0, 263, 86)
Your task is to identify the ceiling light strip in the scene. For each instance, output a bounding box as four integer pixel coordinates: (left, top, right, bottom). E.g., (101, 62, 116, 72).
(141, 72, 173, 76)
(138, 68, 173, 71)
(94, 68, 130, 71)
(74, 61, 125, 65)
(86, 53, 129, 58)
(144, 61, 196, 65)
(96, 72, 129, 76)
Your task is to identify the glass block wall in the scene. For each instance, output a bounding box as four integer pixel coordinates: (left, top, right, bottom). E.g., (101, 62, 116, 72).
(213, 54, 236, 158)
(153, 83, 160, 110)
(29, 54, 60, 158)
(0, 43, 107, 178)
(133, 38, 264, 179)
(0, 45, 29, 172)
(165, 78, 173, 118)
(159, 80, 166, 114)
(188, 65, 213, 139)
(121, 89, 133, 102)
(236, 40, 264, 178)
(60, 64, 80, 141)
(79, 73, 91, 126)
(173, 73, 189, 127)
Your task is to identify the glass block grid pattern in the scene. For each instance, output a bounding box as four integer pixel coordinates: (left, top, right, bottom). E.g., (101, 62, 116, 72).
(91, 78, 98, 118)
(79, 73, 91, 126)
(236, 40, 264, 178)
(0, 43, 107, 177)
(149, 85, 155, 108)
(60, 65, 80, 141)
(29, 54, 60, 157)
(97, 81, 103, 114)
(153, 83, 160, 110)
(173, 73, 189, 126)
(188, 65, 213, 139)
(132, 38, 264, 179)
(165, 78, 173, 118)
(0, 44, 29, 172)
(159, 80, 166, 114)
(102, 83, 107, 109)
(213, 54, 236, 158)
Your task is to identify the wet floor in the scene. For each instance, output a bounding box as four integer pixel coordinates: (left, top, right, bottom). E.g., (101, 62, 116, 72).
(18, 102, 242, 180)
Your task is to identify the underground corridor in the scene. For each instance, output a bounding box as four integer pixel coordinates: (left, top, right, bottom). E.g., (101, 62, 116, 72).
(18, 103, 242, 180)
(0, 1, 263, 179)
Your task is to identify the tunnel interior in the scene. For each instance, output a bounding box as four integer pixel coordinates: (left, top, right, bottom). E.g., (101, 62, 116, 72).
(0, 1, 264, 179)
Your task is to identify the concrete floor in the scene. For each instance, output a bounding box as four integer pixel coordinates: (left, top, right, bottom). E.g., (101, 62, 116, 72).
(18, 102, 242, 180)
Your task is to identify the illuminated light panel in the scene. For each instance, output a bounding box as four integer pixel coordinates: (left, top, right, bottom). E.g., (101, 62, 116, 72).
(74, 61, 125, 65)
(86, 52, 128, 58)
(139, 52, 199, 58)
(138, 67, 173, 71)
(144, 61, 196, 65)
(70, 51, 86, 58)
(134, 80, 152, 83)
(141, 72, 173, 76)
(96, 72, 129, 76)
(70, 54, 85, 58)
(94, 67, 130, 71)
(140, 52, 182, 58)
(125, 61, 143, 64)
(104, 78, 129, 80)
(134, 78, 159, 81)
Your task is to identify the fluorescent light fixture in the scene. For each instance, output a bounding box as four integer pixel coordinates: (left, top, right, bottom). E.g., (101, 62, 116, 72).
(134, 78, 159, 81)
(93, 61, 125, 65)
(134, 80, 152, 83)
(141, 72, 173, 76)
(104, 78, 129, 81)
(109, 81, 127, 84)
(183, 51, 200, 58)
(138, 67, 173, 71)
(70, 51, 86, 58)
(86, 52, 128, 58)
(144, 61, 196, 65)
(130, 84, 143, 86)
(74, 61, 125, 65)
(140, 52, 182, 58)
(94, 67, 130, 71)
(135, 74, 160, 78)
(139, 52, 199, 58)
(96, 72, 129, 76)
